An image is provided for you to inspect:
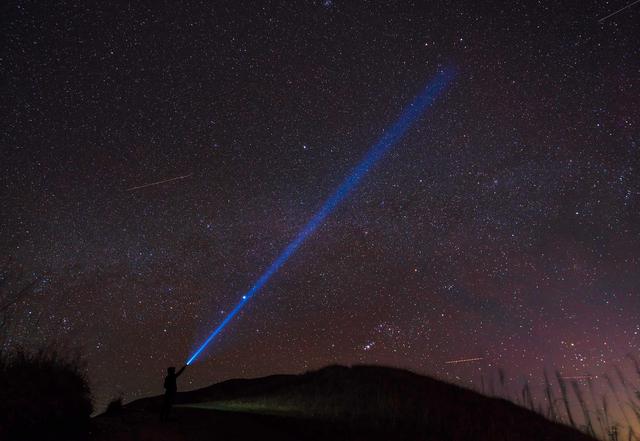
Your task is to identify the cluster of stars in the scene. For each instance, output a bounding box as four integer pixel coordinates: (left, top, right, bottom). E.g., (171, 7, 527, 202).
(1, 0, 638, 417)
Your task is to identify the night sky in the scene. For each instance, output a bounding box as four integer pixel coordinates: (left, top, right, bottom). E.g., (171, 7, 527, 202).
(2, 0, 639, 412)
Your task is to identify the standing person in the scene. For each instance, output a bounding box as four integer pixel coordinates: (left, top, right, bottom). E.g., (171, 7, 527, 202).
(160, 365, 186, 422)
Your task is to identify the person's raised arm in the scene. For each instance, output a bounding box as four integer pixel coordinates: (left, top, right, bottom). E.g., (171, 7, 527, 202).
(176, 365, 187, 377)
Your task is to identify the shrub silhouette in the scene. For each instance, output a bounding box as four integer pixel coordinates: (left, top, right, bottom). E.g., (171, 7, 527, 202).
(0, 348, 92, 441)
(105, 396, 124, 415)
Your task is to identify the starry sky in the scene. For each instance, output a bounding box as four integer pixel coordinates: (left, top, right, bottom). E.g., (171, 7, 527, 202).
(2, 0, 639, 411)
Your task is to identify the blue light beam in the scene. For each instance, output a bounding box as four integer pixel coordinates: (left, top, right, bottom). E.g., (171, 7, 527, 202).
(186, 68, 455, 365)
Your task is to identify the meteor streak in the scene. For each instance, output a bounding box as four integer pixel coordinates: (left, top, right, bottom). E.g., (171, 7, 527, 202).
(598, 0, 640, 22)
(186, 68, 455, 365)
(126, 173, 193, 191)
(560, 375, 596, 380)
(444, 357, 485, 365)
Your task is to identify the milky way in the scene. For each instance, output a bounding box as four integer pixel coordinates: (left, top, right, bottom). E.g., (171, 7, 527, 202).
(1, 1, 638, 412)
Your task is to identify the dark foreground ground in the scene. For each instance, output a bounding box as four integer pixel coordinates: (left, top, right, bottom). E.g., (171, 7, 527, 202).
(90, 365, 598, 441)
(92, 405, 429, 441)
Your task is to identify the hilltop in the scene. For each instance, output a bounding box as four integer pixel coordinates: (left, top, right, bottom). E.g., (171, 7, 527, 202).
(91, 364, 598, 441)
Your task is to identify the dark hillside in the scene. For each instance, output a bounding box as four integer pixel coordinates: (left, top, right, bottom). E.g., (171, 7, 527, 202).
(94, 365, 598, 441)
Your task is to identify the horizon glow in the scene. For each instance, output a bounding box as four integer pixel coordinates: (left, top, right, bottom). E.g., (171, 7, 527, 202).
(186, 67, 455, 365)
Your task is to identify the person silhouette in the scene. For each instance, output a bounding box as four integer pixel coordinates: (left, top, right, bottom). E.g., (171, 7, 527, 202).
(160, 365, 186, 422)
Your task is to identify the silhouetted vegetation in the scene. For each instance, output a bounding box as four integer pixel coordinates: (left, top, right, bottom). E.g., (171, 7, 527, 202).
(0, 348, 92, 441)
(105, 397, 124, 415)
(477, 357, 640, 441)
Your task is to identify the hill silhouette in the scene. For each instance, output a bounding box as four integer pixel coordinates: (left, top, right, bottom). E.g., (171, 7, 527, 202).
(91, 364, 598, 441)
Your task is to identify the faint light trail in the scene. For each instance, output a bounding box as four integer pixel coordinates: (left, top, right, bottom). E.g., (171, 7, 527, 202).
(444, 357, 485, 365)
(560, 375, 597, 380)
(186, 67, 455, 365)
(598, 0, 640, 22)
(125, 173, 193, 191)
